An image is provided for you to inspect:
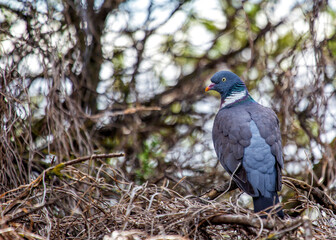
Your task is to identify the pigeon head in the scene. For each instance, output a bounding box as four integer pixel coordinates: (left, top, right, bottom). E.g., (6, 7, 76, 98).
(205, 71, 246, 96)
(205, 71, 251, 108)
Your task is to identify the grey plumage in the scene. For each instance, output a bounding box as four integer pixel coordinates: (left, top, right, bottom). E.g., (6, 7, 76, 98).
(212, 101, 283, 198)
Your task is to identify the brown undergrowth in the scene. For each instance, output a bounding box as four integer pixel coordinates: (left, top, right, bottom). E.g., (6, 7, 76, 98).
(0, 154, 335, 240)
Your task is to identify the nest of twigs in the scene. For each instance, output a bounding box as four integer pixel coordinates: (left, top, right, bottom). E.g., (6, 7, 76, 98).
(1, 153, 336, 239)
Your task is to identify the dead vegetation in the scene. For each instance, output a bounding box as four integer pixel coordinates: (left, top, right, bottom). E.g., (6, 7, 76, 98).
(1, 154, 335, 240)
(1, 0, 336, 239)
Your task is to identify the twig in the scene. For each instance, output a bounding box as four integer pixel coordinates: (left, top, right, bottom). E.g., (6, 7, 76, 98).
(200, 181, 238, 200)
(207, 214, 303, 232)
(283, 176, 336, 213)
(172, 176, 187, 190)
(60, 153, 124, 168)
(202, 176, 336, 214)
(0, 153, 124, 200)
(1, 199, 58, 225)
(88, 106, 161, 120)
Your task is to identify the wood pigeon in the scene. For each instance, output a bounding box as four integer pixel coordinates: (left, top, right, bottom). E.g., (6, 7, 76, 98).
(205, 71, 284, 218)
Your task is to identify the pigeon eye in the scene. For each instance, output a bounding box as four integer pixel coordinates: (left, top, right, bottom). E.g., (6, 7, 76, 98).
(222, 77, 226, 82)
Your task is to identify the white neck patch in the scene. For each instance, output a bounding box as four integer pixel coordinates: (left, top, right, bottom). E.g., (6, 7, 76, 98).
(221, 90, 247, 108)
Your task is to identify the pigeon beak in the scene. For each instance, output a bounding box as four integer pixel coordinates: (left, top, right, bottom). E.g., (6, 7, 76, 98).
(205, 83, 215, 92)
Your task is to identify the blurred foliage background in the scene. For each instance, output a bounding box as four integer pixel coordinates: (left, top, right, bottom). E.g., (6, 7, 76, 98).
(1, 0, 336, 204)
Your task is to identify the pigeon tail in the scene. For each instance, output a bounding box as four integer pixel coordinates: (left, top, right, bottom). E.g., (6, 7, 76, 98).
(253, 193, 284, 218)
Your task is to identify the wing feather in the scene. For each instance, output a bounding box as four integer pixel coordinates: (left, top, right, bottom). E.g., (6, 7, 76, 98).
(213, 102, 283, 194)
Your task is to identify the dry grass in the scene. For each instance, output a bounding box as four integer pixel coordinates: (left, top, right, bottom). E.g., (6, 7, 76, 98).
(1, 154, 335, 240)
